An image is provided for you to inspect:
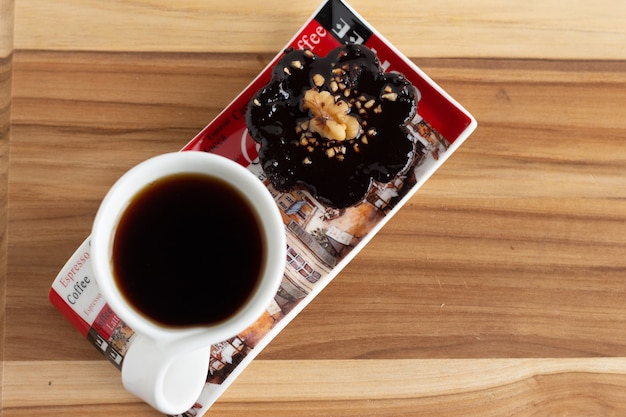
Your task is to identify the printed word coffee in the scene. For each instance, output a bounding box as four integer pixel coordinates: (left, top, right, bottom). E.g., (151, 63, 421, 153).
(112, 173, 266, 328)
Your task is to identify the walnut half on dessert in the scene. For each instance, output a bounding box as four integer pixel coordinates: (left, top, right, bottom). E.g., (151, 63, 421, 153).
(246, 44, 421, 208)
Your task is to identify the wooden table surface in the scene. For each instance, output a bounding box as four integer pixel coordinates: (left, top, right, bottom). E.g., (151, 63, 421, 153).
(2, 0, 626, 415)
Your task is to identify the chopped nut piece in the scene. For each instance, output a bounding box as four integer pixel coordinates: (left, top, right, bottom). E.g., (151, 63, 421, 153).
(381, 92, 398, 101)
(364, 99, 375, 109)
(312, 74, 325, 87)
(384, 85, 393, 93)
(304, 49, 314, 58)
(325, 148, 336, 158)
(284, 67, 291, 75)
(303, 156, 312, 165)
(373, 104, 383, 114)
(330, 80, 339, 92)
(253, 98, 261, 106)
(291, 60, 303, 69)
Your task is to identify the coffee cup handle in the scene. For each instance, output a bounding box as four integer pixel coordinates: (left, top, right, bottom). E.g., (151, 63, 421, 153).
(121, 333, 211, 415)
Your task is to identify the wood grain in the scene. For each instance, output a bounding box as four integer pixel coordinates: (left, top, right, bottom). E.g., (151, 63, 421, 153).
(5, 359, 626, 416)
(3, 0, 626, 416)
(1, 2, 15, 413)
(13, 0, 626, 60)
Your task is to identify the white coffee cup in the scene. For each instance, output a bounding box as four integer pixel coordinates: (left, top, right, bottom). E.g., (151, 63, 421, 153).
(91, 151, 285, 414)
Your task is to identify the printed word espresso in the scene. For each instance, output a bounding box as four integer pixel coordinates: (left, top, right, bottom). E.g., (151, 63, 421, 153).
(58, 251, 90, 288)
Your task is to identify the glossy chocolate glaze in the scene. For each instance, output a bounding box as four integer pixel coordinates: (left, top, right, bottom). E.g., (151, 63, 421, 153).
(246, 44, 421, 208)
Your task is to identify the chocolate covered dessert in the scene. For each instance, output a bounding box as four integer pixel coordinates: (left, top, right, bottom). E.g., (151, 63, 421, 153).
(246, 44, 421, 208)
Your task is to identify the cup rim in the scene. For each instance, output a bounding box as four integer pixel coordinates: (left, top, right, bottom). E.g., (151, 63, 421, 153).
(91, 151, 286, 345)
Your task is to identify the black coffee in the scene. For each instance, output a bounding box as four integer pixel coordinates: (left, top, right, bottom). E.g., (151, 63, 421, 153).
(112, 172, 266, 328)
